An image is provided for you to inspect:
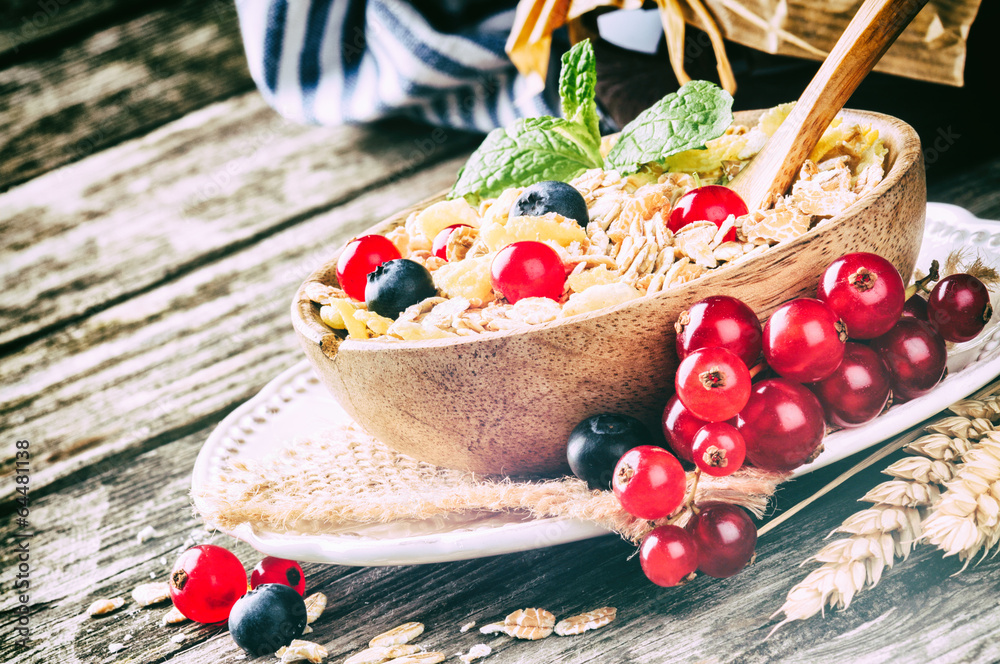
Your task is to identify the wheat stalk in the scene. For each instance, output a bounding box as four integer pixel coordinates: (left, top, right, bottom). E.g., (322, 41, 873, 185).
(769, 419, 979, 633)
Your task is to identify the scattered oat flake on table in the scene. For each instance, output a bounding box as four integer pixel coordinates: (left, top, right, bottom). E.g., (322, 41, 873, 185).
(87, 597, 125, 617)
(345, 644, 420, 664)
(136, 525, 159, 544)
(458, 644, 492, 663)
(369, 622, 424, 647)
(382, 653, 444, 664)
(302, 624, 313, 634)
(278, 639, 328, 663)
(344, 645, 408, 664)
(459, 621, 476, 633)
(554, 607, 617, 636)
(504, 608, 555, 640)
(170, 633, 186, 643)
(304, 592, 327, 624)
(108, 643, 126, 654)
(478, 623, 507, 635)
(132, 582, 171, 607)
(162, 606, 187, 625)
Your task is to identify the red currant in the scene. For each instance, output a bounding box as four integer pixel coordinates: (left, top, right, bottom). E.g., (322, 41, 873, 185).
(817, 252, 905, 339)
(661, 394, 707, 464)
(809, 342, 891, 428)
(639, 525, 700, 587)
(902, 293, 929, 321)
(667, 185, 747, 241)
(336, 235, 401, 301)
(675, 347, 751, 422)
(870, 318, 947, 401)
(735, 378, 825, 471)
(691, 423, 746, 477)
(613, 446, 687, 520)
(687, 502, 757, 578)
(431, 224, 471, 261)
(928, 273, 993, 343)
(675, 295, 762, 367)
(169, 544, 248, 623)
(250, 557, 306, 597)
(763, 298, 847, 383)
(490, 241, 566, 304)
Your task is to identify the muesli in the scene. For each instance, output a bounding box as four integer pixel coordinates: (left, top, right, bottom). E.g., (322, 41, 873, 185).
(306, 42, 885, 342)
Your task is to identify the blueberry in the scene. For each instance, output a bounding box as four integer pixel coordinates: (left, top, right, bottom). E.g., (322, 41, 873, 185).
(567, 414, 654, 490)
(510, 181, 589, 227)
(228, 583, 307, 656)
(365, 259, 438, 319)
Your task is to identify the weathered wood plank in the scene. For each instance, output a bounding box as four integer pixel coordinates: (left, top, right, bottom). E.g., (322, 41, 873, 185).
(0, 0, 129, 59)
(3, 420, 999, 664)
(0, 155, 468, 499)
(0, 0, 251, 190)
(0, 424, 283, 664)
(0, 90, 478, 350)
(927, 155, 1000, 220)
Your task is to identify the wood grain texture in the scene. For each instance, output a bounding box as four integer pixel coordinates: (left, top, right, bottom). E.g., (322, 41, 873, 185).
(294, 109, 926, 475)
(0, 0, 129, 59)
(0, 156, 468, 502)
(0, 91, 479, 351)
(0, 0, 252, 190)
(728, 0, 928, 210)
(928, 155, 1000, 220)
(4, 422, 1000, 664)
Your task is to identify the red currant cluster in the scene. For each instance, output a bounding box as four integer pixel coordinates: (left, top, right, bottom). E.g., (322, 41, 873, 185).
(569, 251, 993, 589)
(168, 546, 306, 623)
(668, 253, 994, 475)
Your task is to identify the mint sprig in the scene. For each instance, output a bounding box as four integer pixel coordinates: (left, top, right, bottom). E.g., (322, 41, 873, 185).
(451, 41, 601, 204)
(450, 116, 602, 203)
(606, 80, 734, 174)
(449, 44, 734, 203)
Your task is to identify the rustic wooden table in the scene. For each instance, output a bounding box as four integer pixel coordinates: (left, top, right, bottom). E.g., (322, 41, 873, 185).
(3, 2, 999, 663)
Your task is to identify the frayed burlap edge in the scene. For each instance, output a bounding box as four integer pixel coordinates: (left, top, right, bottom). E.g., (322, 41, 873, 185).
(193, 424, 785, 543)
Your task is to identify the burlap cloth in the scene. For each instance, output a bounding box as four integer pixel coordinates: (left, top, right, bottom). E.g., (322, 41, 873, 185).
(194, 421, 785, 543)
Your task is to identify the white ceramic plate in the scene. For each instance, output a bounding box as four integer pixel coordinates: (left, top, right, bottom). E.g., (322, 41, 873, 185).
(192, 203, 1000, 565)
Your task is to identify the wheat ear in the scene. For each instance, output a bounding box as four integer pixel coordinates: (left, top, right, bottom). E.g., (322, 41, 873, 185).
(922, 429, 1000, 567)
(768, 419, 982, 633)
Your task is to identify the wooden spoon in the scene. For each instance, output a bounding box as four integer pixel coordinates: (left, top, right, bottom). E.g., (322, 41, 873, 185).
(728, 0, 929, 211)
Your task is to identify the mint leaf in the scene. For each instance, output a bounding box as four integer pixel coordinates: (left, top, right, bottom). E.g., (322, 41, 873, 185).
(450, 116, 603, 203)
(559, 40, 600, 144)
(606, 80, 734, 175)
(449, 39, 603, 204)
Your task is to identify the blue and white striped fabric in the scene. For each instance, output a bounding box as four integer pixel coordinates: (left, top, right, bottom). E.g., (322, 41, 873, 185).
(234, 0, 566, 133)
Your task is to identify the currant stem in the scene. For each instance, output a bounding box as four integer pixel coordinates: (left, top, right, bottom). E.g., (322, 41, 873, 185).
(662, 470, 702, 526)
(686, 468, 702, 513)
(748, 360, 768, 380)
(904, 259, 940, 299)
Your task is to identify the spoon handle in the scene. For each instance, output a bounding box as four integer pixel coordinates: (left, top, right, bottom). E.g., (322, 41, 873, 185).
(729, 0, 929, 211)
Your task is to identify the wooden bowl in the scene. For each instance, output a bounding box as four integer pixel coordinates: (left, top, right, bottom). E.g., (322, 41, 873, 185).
(292, 109, 925, 475)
